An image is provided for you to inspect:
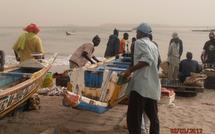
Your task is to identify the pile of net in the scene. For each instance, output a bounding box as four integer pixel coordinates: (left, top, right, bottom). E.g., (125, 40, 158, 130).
(183, 73, 207, 87)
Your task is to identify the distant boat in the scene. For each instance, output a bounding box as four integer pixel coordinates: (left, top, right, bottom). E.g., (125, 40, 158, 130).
(192, 28, 215, 32)
(65, 31, 76, 36)
(118, 29, 133, 32)
(118, 28, 136, 33)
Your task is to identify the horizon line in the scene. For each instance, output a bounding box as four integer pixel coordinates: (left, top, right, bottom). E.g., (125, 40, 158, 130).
(0, 23, 215, 28)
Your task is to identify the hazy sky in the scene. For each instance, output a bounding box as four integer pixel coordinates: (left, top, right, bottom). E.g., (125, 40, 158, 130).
(1, 0, 215, 26)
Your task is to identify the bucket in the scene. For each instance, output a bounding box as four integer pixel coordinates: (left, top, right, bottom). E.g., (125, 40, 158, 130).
(42, 72, 54, 88)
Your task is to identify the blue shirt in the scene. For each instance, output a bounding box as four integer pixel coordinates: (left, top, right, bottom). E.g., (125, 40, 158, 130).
(179, 59, 201, 77)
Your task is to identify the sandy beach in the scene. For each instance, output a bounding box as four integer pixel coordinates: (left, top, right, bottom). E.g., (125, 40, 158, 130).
(0, 87, 214, 134)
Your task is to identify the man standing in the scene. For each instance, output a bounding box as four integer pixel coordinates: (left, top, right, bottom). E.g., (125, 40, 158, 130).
(69, 35, 101, 69)
(179, 52, 201, 82)
(13, 23, 44, 62)
(122, 23, 161, 134)
(119, 33, 129, 54)
(167, 32, 183, 80)
(201, 31, 215, 65)
(104, 29, 120, 58)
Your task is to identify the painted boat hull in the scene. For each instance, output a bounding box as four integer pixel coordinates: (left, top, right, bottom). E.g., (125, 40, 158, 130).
(0, 55, 57, 118)
(64, 91, 109, 113)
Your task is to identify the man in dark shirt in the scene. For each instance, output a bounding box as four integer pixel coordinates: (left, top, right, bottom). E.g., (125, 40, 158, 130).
(104, 29, 120, 58)
(179, 52, 201, 82)
(202, 31, 215, 64)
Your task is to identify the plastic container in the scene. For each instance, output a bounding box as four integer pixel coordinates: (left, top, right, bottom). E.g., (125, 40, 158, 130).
(42, 72, 53, 88)
(84, 70, 103, 88)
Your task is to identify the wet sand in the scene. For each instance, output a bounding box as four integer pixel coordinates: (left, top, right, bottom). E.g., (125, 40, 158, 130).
(0, 89, 215, 134)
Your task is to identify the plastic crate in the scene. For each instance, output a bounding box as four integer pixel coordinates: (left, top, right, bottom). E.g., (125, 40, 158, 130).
(84, 70, 103, 88)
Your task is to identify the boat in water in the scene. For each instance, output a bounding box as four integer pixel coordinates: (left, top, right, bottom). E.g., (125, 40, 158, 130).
(0, 54, 57, 118)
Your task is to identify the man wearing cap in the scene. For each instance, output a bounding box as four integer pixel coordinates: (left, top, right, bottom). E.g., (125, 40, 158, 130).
(104, 28, 120, 58)
(122, 23, 160, 134)
(69, 35, 101, 69)
(13, 23, 44, 62)
(167, 32, 183, 80)
(201, 31, 215, 65)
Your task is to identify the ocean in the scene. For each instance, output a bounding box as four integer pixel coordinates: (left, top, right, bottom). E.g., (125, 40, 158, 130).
(0, 25, 209, 68)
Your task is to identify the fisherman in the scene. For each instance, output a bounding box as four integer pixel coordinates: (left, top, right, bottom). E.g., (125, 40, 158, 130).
(201, 31, 215, 66)
(104, 29, 120, 58)
(119, 33, 129, 54)
(179, 52, 202, 82)
(122, 22, 160, 134)
(167, 32, 183, 80)
(13, 23, 44, 62)
(69, 35, 101, 69)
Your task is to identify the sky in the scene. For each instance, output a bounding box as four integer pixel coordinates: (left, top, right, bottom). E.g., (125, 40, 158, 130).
(0, 0, 215, 26)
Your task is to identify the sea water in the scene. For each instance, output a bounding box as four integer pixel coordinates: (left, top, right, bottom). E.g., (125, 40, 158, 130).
(0, 25, 209, 67)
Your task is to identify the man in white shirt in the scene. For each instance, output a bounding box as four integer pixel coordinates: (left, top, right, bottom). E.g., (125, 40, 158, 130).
(122, 22, 161, 134)
(167, 32, 183, 80)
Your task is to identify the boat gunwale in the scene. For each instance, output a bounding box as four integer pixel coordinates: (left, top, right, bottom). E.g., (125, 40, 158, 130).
(0, 64, 51, 98)
(0, 64, 52, 118)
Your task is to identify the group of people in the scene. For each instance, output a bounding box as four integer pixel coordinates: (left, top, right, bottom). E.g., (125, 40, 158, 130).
(167, 31, 215, 82)
(104, 29, 129, 58)
(12, 22, 215, 134)
(69, 28, 131, 69)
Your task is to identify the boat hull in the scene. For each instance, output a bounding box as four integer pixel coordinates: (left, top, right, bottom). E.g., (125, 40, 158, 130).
(0, 67, 49, 118)
(0, 54, 57, 118)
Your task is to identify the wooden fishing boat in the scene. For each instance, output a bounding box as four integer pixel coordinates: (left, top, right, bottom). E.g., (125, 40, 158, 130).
(64, 55, 131, 113)
(0, 54, 57, 118)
